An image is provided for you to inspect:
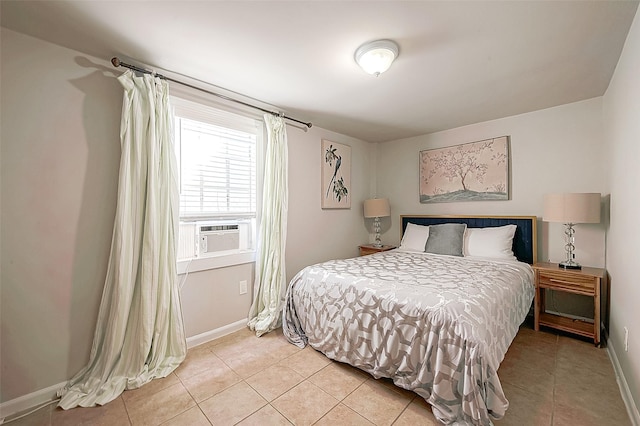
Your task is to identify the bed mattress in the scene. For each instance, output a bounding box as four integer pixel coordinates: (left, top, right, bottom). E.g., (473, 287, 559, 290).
(282, 250, 534, 425)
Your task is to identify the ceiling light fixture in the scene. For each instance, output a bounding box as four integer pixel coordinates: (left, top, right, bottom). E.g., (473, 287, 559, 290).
(355, 39, 399, 77)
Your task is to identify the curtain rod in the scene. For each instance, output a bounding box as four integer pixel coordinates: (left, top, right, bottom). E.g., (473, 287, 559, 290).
(110, 57, 312, 129)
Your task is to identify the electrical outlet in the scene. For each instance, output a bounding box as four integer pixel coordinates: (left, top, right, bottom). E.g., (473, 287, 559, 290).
(239, 280, 248, 295)
(624, 327, 629, 352)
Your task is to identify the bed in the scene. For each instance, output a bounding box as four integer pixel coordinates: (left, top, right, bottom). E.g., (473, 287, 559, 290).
(282, 215, 537, 425)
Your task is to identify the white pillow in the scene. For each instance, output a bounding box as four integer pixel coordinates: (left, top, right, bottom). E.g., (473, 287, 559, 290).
(464, 225, 517, 260)
(399, 223, 430, 252)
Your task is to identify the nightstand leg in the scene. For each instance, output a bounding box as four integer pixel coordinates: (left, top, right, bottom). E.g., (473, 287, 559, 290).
(594, 285, 601, 346)
(534, 279, 541, 332)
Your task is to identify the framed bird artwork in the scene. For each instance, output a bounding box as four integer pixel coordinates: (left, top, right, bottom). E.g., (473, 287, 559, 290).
(321, 139, 351, 209)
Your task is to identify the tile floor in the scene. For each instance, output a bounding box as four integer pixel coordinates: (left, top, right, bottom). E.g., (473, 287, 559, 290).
(6, 321, 631, 425)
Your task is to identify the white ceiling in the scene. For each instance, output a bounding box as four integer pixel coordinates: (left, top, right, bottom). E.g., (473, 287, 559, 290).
(1, 1, 637, 142)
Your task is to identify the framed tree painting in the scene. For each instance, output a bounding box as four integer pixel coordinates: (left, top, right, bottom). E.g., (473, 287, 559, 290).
(419, 136, 510, 203)
(321, 140, 351, 209)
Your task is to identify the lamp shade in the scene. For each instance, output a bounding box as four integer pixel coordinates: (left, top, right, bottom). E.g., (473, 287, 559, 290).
(355, 40, 399, 76)
(543, 193, 601, 224)
(364, 198, 390, 218)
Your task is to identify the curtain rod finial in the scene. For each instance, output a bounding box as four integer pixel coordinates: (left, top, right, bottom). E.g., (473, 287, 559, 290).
(111, 57, 121, 68)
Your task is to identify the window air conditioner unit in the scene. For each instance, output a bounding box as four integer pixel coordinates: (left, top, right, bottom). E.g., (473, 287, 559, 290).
(196, 221, 244, 257)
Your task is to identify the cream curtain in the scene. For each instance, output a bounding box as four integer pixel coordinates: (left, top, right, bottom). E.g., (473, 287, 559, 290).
(247, 114, 288, 336)
(58, 70, 186, 408)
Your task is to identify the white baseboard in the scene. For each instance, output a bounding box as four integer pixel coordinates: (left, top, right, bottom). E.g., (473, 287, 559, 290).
(0, 319, 249, 421)
(607, 335, 640, 426)
(186, 318, 248, 349)
(0, 380, 65, 421)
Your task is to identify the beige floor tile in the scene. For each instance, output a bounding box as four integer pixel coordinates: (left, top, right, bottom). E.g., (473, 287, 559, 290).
(235, 404, 292, 425)
(271, 381, 339, 426)
(180, 356, 241, 402)
(174, 346, 226, 381)
(557, 333, 604, 354)
(259, 334, 302, 361)
(554, 338, 625, 418)
(556, 336, 614, 379)
(198, 381, 267, 425)
(233, 328, 302, 363)
(252, 327, 287, 346)
(160, 406, 211, 426)
(212, 331, 280, 362)
(375, 376, 420, 400)
(199, 327, 255, 350)
(308, 362, 369, 400)
(513, 326, 559, 346)
(52, 397, 131, 426)
(315, 403, 374, 425)
(554, 375, 628, 424)
(343, 379, 412, 426)
(555, 363, 621, 394)
(392, 397, 440, 426)
(5, 403, 53, 426)
(124, 382, 195, 426)
(501, 335, 558, 375)
(218, 350, 281, 379)
(494, 382, 553, 426)
(498, 357, 556, 397)
(211, 334, 289, 379)
(552, 401, 631, 426)
(122, 373, 181, 404)
(279, 346, 331, 378)
(209, 334, 256, 360)
(11, 325, 633, 426)
(245, 364, 304, 401)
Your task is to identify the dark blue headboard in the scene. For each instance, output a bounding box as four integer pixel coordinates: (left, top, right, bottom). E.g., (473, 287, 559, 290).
(400, 215, 537, 264)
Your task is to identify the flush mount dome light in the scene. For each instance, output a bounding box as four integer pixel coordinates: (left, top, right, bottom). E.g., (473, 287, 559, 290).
(355, 39, 399, 77)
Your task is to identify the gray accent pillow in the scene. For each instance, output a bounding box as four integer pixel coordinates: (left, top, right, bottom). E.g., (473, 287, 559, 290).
(424, 223, 467, 256)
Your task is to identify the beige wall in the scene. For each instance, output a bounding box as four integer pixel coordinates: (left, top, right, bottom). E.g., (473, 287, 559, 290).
(376, 98, 607, 269)
(603, 6, 640, 416)
(1, 28, 121, 403)
(286, 125, 373, 282)
(180, 264, 254, 338)
(0, 28, 372, 404)
(375, 98, 607, 320)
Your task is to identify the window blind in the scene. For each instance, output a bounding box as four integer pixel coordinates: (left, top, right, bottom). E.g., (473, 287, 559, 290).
(176, 117, 256, 220)
(172, 97, 259, 221)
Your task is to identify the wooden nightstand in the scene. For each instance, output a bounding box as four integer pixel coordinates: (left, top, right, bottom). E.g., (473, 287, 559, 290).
(358, 244, 396, 256)
(532, 262, 606, 346)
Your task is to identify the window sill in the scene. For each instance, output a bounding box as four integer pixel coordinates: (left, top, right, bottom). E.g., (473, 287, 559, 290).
(177, 250, 256, 275)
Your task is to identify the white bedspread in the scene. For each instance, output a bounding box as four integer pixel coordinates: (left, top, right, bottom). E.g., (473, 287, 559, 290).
(282, 250, 534, 425)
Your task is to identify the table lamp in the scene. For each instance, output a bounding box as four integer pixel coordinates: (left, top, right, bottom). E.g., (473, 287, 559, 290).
(364, 198, 390, 248)
(543, 193, 601, 269)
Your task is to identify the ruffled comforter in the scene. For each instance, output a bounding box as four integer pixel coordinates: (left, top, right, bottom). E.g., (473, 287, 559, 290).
(282, 250, 534, 425)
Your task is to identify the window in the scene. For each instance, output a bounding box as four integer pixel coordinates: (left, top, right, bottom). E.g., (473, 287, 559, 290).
(172, 97, 262, 263)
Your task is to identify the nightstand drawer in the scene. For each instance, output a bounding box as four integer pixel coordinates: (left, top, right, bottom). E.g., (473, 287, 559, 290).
(537, 270, 597, 295)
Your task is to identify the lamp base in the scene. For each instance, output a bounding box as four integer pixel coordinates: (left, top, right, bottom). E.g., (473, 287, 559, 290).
(373, 216, 382, 248)
(559, 261, 582, 270)
(559, 223, 581, 270)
